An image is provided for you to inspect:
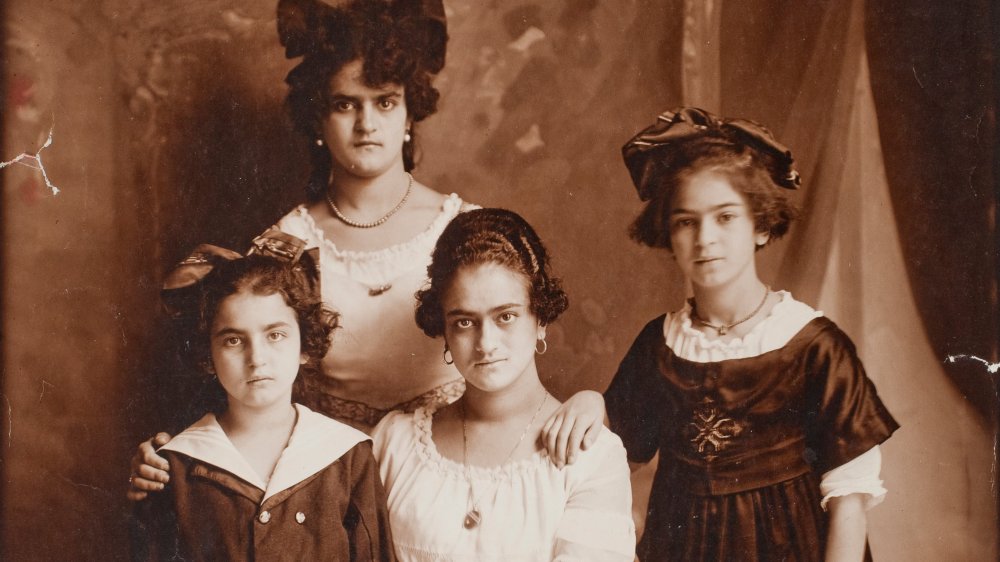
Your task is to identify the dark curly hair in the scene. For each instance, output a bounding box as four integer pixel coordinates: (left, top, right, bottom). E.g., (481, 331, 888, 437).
(188, 254, 339, 384)
(415, 209, 569, 338)
(630, 135, 800, 251)
(279, 0, 447, 199)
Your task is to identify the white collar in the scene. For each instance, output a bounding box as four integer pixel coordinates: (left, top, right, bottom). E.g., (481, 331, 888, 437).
(161, 403, 369, 502)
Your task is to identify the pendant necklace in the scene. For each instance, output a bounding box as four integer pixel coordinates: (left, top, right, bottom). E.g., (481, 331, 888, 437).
(690, 285, 770, 336)
(326, 173, 413, 228)
(460, 392, 549, 530)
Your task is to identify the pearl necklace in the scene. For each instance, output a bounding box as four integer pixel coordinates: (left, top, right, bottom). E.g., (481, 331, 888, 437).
(325, 173, 413, 228)
(460, 393, 549, 530)
(690, 285, 771, 336)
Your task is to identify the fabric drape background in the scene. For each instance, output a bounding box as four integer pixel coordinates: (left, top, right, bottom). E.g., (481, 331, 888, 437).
(2, 0, 996, 559)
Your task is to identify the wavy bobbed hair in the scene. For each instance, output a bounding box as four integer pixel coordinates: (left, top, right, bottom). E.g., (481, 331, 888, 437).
(630, 135, 800, 251)
(189, 254, 339, 381)
(415, 208, 569, 338)
(278, 0, 448, 199)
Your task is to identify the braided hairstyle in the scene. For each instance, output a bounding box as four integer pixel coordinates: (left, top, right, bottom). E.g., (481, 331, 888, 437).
(415, 208, 569, 338)
(278, 0, 447, 199)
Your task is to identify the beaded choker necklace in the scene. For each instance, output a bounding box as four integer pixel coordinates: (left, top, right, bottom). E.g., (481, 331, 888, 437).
(326, 173, 413, 228)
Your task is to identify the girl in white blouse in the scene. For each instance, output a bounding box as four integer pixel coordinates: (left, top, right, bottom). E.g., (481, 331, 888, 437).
(371, 208, 636, 561)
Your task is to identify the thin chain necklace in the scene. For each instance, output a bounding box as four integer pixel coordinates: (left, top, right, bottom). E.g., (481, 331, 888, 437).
(325, 173, 413, 228)
(460, 392, 549, 530)
(691, 285, 771, 336)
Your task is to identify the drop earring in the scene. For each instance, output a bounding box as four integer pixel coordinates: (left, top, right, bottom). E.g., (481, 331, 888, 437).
(443, 346, 454, 365)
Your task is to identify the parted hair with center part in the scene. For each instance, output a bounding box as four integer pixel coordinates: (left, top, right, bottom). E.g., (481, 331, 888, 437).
(415, 208, 569, 338)
(630, 135, 800, 251)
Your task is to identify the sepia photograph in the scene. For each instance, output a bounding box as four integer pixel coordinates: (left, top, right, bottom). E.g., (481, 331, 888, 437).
(1, 0, 997, 560)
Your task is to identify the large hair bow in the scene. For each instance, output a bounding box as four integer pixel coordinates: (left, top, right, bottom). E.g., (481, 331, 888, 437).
(161, 230, 319, 319)
(622, 107, 801, 201)
(277, 0, 448, 73)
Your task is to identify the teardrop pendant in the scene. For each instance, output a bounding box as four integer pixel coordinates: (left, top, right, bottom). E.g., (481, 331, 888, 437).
(463, 509, 481, 529)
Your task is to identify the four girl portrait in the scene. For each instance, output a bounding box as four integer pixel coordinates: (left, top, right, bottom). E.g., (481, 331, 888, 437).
(127, 0, 898, 560)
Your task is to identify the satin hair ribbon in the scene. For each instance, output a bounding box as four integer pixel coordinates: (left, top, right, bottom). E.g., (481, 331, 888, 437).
(622, 107, 801, 201)
(161, 229, 319, 319)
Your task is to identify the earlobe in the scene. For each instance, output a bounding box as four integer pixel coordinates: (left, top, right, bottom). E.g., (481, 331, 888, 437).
(300, 354, 308, 365)
(755, 231, 770, 247)
(537, 325, 547, 340)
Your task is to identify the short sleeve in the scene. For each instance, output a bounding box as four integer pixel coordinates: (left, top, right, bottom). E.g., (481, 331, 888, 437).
(804, 322, 899, 473)
(604, 316, 669, 464)
(820, 445, 887, 511)
(552, 433, 637, 561)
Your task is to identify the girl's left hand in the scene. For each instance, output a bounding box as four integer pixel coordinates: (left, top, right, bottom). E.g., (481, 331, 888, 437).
(541, 390, 607, 468)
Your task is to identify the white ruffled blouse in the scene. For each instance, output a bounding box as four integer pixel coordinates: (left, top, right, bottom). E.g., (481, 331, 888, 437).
(371, 407, 637, 561)
(275, 194, 472, 413)
(663, 291, 887, 510)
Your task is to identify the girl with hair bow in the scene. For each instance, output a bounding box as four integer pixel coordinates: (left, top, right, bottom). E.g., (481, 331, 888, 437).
(561, 108, 898, 561)
(130, 233, 394, 561)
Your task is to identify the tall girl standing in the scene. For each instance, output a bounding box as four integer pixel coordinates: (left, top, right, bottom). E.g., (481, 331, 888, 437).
(270, 0, 472, 427)
(602, 108, 899, 561)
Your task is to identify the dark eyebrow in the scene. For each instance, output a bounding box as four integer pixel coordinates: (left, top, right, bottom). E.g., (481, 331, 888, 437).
(445, 303, 525, 318)
(212, 321, 292, 338)
(212, 327, 244, 338)
(671, 203, 742, 215)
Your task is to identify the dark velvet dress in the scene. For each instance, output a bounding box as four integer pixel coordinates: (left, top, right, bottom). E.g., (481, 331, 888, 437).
(605, 315, 898, 562)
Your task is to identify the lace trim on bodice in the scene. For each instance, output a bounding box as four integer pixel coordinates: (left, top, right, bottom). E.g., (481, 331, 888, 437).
(664, 290, 823, 362)
(411, 406, 551, 482)
(291, 193, 464, 263)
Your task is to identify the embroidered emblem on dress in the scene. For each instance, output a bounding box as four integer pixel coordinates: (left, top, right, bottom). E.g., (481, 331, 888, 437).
(688, 398, 744, 460)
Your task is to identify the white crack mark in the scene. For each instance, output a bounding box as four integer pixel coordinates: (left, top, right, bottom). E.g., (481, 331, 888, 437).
(0, 127, 60, 195)
(945, 354, 1000, 374)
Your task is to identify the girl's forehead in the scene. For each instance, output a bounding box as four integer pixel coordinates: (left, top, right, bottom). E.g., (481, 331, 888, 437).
(672, 170, 749, 209)
(329, 59, 404, 95)
(443, 263, 531, 307)
(214, 290, 297, 327)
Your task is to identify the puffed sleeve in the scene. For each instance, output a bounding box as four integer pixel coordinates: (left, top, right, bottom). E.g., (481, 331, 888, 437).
(804, 320, 899, 475)
(343, 440, 397, 562)
(552, 433, 637, 561)
(604, 316, 669, 464)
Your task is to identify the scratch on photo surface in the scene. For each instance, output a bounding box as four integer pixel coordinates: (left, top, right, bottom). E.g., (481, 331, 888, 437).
(945, 354, 1000, 374)
(911, 65, 924, 89)
(39, 380, 54, 404)
(0, 127, 61, 195)
(61, 475, 112, 498)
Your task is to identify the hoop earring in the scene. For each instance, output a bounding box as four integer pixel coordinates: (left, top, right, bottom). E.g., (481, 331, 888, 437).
(443, 346, 454, 365)
(403, 130, 412, 143)
(535, 337, 548, 355)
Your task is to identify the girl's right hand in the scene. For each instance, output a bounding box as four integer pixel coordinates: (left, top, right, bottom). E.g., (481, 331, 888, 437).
(126, 432, 173, 501)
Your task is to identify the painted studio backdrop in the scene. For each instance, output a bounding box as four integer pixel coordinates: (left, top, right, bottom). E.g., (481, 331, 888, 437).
(1, 0, 997, 560)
